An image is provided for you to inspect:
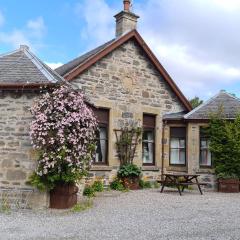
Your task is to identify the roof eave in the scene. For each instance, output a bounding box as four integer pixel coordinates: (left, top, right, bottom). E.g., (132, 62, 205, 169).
(0, 83, 58, 90)
(61, 30, 192, 112)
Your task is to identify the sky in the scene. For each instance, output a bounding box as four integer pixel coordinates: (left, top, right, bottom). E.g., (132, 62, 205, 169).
(0, 0, 240, 100)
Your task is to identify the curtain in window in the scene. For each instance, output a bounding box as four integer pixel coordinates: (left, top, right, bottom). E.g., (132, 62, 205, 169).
(100, 128, 106, 163)
(170, 139, 179, 164)
(170, 138, 186, 164)
(200, 139, 211, 166)
(95, 127, 107, 163)
(142, 130, 154, 164)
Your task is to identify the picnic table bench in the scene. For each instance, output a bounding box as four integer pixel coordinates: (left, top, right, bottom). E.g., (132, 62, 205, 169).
(158, 173, 207, 196)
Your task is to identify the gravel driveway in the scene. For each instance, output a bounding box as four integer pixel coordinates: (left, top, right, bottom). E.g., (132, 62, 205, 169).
(1, 189, 240, 240)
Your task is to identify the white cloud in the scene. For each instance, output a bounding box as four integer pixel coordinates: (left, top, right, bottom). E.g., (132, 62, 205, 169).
(27, 17, 46, 38)
(0, 16, 46, 51)
(0, 30, 30, 48)
(135, 0, 240, 99)
(212, 0, 240, 11)
(75, 0, 116, 48)
(45, 62, 63, 70)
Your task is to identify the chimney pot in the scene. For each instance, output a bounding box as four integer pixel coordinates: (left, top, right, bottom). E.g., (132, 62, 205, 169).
(123, 0, 131, 11)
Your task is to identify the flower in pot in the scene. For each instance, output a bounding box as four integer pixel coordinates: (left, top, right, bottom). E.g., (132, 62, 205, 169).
(117, 163, 142, 190)
(28, 86, 98, 209)
(217, 173, 239, 193)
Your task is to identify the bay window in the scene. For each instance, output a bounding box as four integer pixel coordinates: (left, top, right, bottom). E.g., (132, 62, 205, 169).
(142, 114, 155, 165)
(170, 127, 186, 165)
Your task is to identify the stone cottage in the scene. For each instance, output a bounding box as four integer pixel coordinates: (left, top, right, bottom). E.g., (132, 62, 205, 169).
(1, 0, 239, 208)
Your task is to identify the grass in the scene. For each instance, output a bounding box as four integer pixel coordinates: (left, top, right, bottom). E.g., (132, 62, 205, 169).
(71, 200, 93, 213)
(0, 197, 11, 214)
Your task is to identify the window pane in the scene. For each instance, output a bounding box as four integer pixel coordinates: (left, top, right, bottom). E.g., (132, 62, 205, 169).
(200, 138, 211, 166)
(179, 139, 185, 148)
(201, 139, 207, 148)
(99, 127, 107, 139)
(179, 149, 186, 164)
(95, 128, 107, 163)
(200, 150, 207, 165)
(143, 130, 154, 141)
(207, 151, 212, 166)
(170, 138, 186, 165)
(142, 142, 154, 164)
(170, 127, 186, 138)
(170, 138, 179, 148)
(200, 149, 211, 166)
(170, 149, 179, 164)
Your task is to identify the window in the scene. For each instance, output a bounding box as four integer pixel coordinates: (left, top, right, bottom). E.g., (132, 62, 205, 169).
(200, 127, 211, 167)
(170, 127, 186, 165)
(142, 114, 155, 165)
(91, 108, 109, 164)
(95, 127, 108, 163)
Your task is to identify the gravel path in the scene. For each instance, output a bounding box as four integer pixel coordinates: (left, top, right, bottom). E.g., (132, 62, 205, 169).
(1, 189, 240, 240)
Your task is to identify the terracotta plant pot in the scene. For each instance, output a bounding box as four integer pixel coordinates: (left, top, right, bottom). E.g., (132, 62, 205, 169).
(218, 179, 239, 193)
(122, 176, 140, 190)
(50, 183, 79, 209)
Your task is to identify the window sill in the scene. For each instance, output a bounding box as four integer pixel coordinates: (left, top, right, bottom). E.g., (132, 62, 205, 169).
(196, 168, 214, 174)
(169, 164, 187, 167)
(166, 166, 187, 172)
(90, 166, 112, 171)
(142, 166, 160, 171)
(199, 165, 213, 169)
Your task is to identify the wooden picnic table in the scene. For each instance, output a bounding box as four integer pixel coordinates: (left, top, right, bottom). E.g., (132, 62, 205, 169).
(158, 173, 207, 196)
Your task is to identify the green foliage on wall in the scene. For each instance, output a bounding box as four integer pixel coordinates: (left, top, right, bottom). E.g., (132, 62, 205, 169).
(208, 112, 240, 179)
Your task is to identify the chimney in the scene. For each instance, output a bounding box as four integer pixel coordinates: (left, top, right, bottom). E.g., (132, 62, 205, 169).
(114, 0, 139, 37)
(20, 45, 29, 51)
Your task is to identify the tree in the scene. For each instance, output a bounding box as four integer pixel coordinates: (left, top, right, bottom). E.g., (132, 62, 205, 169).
(29, 85, 98, 190)
(189, 96, 203, 109)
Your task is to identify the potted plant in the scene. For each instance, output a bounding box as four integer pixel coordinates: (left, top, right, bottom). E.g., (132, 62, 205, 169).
(28, 86, 97, 209)
(117, 163, 142, 190)
(115, 126, 142, 190)
(217, 173, 239, 193)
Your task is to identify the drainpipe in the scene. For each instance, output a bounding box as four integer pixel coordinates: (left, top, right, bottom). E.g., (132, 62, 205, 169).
(161, 120, 166, 180)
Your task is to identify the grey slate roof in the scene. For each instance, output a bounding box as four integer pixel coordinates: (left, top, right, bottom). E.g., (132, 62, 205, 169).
(56, 39, 115, 76)
(0, 45, 65, 85)
(163, 111, 187, 120)
(184, 91, 240, 120)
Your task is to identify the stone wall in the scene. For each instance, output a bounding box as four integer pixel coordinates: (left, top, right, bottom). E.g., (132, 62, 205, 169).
(0, 91, 48, 208)
(187, 123, 216, 190)
(72, 39, 186, 183)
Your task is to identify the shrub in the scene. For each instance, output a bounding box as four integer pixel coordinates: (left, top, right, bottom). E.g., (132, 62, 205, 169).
(153, 181, 160, 189)
(139, 179, 152, 189)
(110, 179, 125, 191)
(208, 112, 240, 178)
(28, 86, 98, 190)
(92, 181, 104, 192)
(117, 164, 142, 178)
(217, 173, 238, 180)
(115, 127, 142, 165)
(83, 186, 95, 198)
